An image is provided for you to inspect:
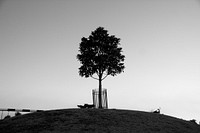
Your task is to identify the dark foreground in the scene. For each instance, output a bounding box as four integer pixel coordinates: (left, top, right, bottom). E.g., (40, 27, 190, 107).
(0, 109, 200, 133)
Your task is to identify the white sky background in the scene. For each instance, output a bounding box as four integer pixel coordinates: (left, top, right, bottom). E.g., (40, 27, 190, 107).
(0, 0, 200, 121)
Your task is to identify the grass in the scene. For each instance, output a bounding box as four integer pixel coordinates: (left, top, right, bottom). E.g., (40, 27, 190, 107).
(0, 108, 200, 133)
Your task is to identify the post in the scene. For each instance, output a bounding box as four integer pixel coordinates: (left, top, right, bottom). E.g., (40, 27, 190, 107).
(92, 90, 96, 108)
(104, 89, 108, 108)
(1, 111, 3, 120)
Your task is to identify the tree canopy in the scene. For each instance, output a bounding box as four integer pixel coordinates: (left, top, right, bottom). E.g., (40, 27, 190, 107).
(77, 27, 125, 80)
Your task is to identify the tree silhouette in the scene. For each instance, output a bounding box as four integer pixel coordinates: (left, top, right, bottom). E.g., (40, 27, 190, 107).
(77, 27, 125, 108)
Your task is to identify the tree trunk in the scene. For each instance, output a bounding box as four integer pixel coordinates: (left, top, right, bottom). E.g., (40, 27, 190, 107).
(98, 74, 102, 108)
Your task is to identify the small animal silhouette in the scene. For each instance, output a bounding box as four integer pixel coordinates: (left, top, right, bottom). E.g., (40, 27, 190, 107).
(153, 108, 160, 114)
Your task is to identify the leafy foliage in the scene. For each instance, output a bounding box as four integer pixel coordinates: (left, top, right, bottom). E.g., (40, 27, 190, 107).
(77, 27, 125, 79)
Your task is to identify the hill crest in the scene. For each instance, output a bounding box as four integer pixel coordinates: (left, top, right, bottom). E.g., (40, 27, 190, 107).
(0, 109, 200, 133)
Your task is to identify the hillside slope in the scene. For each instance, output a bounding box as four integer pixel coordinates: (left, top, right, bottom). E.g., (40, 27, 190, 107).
(0, 109, 200, 133)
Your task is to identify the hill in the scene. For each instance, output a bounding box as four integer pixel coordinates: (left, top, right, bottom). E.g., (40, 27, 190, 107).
(0, 109, 200, 133)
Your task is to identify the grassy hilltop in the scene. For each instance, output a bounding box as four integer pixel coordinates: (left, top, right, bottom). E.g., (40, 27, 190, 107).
(0, 109, 200, 133)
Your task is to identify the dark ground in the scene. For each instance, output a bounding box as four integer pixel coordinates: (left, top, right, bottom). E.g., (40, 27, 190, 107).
(0, 109, 200, 133)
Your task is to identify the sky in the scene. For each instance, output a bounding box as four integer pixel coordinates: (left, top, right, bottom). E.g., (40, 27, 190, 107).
(0, 0, 200, 122)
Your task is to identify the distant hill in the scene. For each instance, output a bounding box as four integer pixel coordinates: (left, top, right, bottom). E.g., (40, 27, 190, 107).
(0, 109, 200, 133)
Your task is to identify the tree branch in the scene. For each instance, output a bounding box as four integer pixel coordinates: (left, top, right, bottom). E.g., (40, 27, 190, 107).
(102, 74, 108, 80)
(91, 75, 99, 80)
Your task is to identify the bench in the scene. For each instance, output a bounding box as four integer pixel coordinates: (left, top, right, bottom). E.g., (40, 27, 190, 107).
(77, 104, 95, 109)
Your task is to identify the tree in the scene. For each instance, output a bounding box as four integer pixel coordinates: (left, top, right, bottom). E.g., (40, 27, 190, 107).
(77, 27, 125, 108)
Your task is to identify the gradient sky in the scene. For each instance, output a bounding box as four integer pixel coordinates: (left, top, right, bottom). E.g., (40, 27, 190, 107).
(1, 0, 200, 121)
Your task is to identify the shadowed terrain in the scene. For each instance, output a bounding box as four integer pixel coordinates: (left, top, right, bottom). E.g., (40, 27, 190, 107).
(0, 109, 200, 133)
